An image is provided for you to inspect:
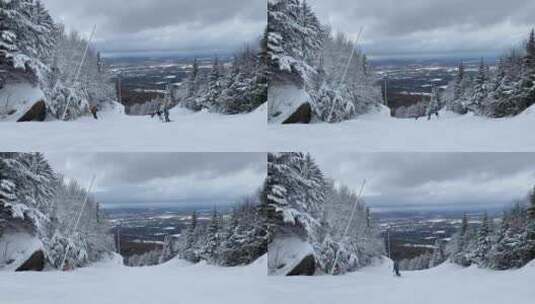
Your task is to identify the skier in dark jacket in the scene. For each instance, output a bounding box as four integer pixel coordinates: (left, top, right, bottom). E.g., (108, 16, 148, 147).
(163, 107, 170, 123)
(393, 260, 401, 277)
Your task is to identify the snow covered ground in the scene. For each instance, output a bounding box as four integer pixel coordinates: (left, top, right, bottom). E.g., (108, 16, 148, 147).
(268, 106, 535, 152)
(0, 103, 268, 152)
(2, 255, 533, 304)
(0, 255, 269, 304)
(268, 258, 535, 304)
(3, 96, 535, 152)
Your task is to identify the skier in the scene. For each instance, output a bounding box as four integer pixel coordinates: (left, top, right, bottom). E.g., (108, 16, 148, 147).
(163, 107, 170, 123)
(393, 260, 401, 277)
(90, 105, 99, 120)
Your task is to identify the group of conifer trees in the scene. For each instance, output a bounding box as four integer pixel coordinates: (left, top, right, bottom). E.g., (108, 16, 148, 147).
(267, 0, 383, 123)
(0, 153, 114, 269)
(445, 30, 535, 117)
(0, 0, 116, 120)
(266, 152, 384, 274)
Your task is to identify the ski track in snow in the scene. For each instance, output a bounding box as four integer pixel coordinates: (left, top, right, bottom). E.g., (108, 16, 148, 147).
(1, 257, 533, 304)
(268, 107, 535, 152)
(0, 105, 268, 152)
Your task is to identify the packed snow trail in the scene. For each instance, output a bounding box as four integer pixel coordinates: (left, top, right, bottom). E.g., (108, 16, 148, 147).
(268, 258, 535, 304)
(1, 255, 534, 304)
(0, 255, 269, 304)
(268, 106, 535, 152)
(0, 104, 268, 152)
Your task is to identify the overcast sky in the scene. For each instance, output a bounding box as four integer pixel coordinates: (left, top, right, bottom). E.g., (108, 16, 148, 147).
(45, 0, 266, 54)
(308, 0, 535, 58)
(313, 153, 535, 211)
(45, 153, 266, 208)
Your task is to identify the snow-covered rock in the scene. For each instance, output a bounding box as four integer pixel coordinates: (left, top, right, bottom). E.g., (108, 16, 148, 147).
(0, 82, 45, 122)
(268, 236, 314, 276)
(268, 84, 311, 124)
(0, 232, 44, 272)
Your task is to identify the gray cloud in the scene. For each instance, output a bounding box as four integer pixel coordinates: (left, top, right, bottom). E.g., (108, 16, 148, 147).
(312, 153, 535, 210)
(45, 0, 266, 53)
(45, 153, 266, 207)
(308, 0, 535, 57)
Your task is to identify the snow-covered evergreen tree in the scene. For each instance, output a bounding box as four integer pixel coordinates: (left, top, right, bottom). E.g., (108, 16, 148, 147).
(0, 0, 55, 85)
(0, 1, 117, 121)
(267, 153, 383, 275)
(177, 43, 267, 114)
(268, 0, 383, 123)
(267, 0, 323, 87)
(447, 190, 535, 270)
(468, 58, 490, 113)
(0, 153, 115, 270)
(176, 194, 267, 267)
(445, 29, 535, 118)
(470, 212, 492, 266)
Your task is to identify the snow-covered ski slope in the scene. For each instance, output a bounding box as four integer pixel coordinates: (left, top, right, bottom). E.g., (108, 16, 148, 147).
(3, 99, 535, 152)
(0, 103, 268, 152)
(1, 256, 533, 304)
(0, 255, 269, 304)
(268, 258, 535, 304)
(268, 105, 535, 152)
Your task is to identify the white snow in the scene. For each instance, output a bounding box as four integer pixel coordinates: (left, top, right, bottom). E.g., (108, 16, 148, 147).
(268, 84, 310, 124)
(268, 105, 535, 152)
(268, 236, 313, 276)
(0, 103, 268, 152)
(0, 255, 269, 304)
(0, 82, 45, 121)
(0, 232, 43, 271)
(267, 258, 535, 304)
(1, 254, 533, 303)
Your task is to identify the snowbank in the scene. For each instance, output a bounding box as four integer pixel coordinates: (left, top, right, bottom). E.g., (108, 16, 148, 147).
(0, 232, 43, 271)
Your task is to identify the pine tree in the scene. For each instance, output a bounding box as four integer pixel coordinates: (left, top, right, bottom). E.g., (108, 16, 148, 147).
(202, 207, 221, 263)
(472, 212, 492, 265)
(300, 0, 323, 66)
(0, 155, 17, 207)
(470, 58, 489, 112)
(454, 61, 465, 100)
(528, 186, 535, 220)
(187, 58, 200, 97)
(456, 213, 469, 253)
(524, 29, 535, 80)
(0, 0, 55, 82)
(205, 56, 222, 110)
(268, 0, 324, 86)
